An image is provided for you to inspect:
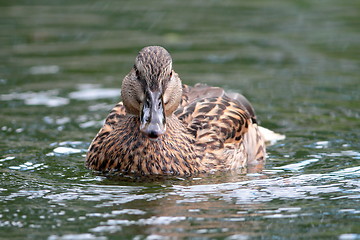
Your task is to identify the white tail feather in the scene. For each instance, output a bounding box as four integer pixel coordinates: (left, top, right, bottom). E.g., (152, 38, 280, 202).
(258, 126, 285, 145)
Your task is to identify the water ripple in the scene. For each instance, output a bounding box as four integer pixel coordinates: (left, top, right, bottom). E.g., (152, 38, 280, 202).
(0, 90, 69, 107)
(48, 233, 106, 240)
(173, 165, 360, 204)
(47, 141, 88, 156)
(69, 84, 120, 101)
(29, 65, 60, 75)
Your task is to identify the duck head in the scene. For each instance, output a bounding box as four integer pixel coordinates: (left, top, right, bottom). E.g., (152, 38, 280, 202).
(121, 46, 183, 140)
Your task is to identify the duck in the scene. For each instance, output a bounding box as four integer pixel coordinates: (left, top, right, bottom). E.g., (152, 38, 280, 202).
(86, 46, 267, 176)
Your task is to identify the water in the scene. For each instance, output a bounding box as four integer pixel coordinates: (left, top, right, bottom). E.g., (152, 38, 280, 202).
(1, 0, 359, 239)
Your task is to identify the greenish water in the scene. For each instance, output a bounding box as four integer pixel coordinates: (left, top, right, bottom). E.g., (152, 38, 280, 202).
(1, 0, 359, 239)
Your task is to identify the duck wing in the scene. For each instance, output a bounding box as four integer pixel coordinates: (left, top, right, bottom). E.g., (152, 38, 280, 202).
(176, 92, 251, 149)
(180, 83, 257, 124)
(175, 84, 266, 170)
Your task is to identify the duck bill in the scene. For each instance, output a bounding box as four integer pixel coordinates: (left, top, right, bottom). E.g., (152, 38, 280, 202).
(140, 90, 166, 139)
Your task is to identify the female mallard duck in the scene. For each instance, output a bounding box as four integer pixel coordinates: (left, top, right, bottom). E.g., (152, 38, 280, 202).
(86, 46, 266, 176)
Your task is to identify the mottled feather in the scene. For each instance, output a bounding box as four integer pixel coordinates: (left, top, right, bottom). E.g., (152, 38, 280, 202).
(86, 46, 267, 176)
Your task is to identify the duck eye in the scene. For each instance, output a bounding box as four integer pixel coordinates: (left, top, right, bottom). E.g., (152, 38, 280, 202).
(169, 71, 172, 78)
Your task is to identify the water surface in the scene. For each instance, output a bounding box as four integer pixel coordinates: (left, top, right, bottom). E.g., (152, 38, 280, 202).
(0, 0, 359, 239)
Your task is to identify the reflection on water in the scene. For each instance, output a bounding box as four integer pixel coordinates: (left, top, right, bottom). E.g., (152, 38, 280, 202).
(29, 65, 60, 75)
(68, 84, 120, 101)
(0, 90, 70, 107)
(0, 84, 120, 107)
(1, 159, 359, 238)
(1, 0, 360, 239)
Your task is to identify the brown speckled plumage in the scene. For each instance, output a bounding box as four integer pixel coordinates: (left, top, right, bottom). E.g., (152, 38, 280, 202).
(86, 46, 266, 176)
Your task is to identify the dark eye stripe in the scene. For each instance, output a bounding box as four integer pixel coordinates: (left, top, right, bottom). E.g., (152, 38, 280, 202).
(134, 65, 148, 92)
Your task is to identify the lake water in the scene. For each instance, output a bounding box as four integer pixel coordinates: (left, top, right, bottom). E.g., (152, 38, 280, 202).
(1, 0, 359, 239)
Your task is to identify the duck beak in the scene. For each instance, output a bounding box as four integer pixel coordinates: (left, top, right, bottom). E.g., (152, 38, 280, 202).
(140, 90, 166, 139)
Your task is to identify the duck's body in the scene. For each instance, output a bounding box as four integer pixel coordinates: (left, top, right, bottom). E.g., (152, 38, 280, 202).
(86, 46, 266, 176)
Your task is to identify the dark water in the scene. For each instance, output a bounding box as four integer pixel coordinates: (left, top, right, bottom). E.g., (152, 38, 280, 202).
(1, 0, 360, 239)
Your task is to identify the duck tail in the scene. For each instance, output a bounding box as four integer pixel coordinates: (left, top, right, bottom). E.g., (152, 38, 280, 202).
(258, 126, 285, 145)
